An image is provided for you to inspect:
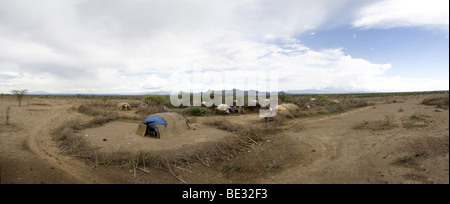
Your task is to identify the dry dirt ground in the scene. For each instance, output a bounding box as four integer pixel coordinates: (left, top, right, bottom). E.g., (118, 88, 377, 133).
(0, 94, 448, 184)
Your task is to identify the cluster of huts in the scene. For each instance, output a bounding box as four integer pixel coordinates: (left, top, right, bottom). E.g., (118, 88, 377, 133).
(115, 96, 339, 139)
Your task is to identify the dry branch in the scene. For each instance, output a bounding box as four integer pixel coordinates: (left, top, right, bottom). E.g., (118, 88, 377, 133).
(195, 153, 210, 167)
(137, 167, 149, 173)
(162, 159, 186, 184)
(216, 143, 234, 158)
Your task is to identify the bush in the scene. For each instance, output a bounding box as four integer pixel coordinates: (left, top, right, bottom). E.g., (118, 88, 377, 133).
(293, 97, 309, 108)
(77, 102, 116, 116)
(316, 94, 328, 101)
(136, 105, 167, 116)
(384, 113, 396, 126)
(51, 119, 83, 142)
(184, 106, 208, 116)
(86, 112, 120, 127)
(5, 107, 10, 125)
(409, 114, 421, 120)
(343, 98, 369, 108)
(203, 119, 235, 132)
(422, 95, 449, 109)
(279, 93, 293, 103)
(203, 118, 279, 144)
(326, 103, 344, 113)
(144, 95, 169, 105)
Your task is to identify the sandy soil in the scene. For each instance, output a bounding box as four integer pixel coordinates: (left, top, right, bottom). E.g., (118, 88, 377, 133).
(78, 121, 234, 153)
(259, 97, 449, 184)
(0, 94, 448, 184)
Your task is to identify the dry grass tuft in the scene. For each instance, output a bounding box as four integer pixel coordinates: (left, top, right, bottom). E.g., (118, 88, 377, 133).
(354, 113, 398, 131)
(402, 114, 430, 129)
(51, 119, 89, 153)
(135, 105, 167, 116)
(77, 101, 117, 116)
(203, 118, 278, 145)
(85, 113, 120, 128)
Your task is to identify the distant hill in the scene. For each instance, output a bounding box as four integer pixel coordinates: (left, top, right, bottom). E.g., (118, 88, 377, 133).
(285, 89, 370, 94)
(26, 89, 447, 96)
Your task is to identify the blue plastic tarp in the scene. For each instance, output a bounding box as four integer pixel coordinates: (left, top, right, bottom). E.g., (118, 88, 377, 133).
(141, 115, 168, 130)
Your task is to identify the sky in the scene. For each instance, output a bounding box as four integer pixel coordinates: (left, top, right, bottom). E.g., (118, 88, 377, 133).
(0, 0, 448, 94)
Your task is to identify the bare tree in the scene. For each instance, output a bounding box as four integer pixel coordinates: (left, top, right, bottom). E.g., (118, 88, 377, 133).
(10, 89, 28, 106)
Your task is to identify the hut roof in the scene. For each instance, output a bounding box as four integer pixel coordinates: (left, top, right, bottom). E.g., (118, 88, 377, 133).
(137, 112, 188, 138)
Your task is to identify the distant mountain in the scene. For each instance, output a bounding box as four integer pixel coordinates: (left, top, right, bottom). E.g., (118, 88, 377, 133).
(27, 90, 173, 96)
(28, 91, 54, 95)
(285, 89, 371, 94)
(25, 89, 447, 96)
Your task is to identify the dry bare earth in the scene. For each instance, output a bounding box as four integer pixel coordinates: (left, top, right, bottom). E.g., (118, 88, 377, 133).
(0, 94, 448, 184)
(258, 94, 449, 184)
(0, 98, 107, 183)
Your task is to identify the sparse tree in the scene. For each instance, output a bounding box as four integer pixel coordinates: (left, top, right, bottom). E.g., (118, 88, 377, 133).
(10, 89, 28, 106)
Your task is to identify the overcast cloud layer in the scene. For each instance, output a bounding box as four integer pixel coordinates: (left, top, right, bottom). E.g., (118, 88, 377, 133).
(0, 0, 448, 94)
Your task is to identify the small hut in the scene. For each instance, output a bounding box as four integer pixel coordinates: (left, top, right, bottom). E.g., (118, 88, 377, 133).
(117, 102, 131, 111)
(275, 103, 300, 114)
(136, 112, 188, 139)
(217, 104, 234, 113)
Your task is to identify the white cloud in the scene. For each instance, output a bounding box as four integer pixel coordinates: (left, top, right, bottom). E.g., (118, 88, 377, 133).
(0, 0, 448, 94)
(353, 0, 449, 31)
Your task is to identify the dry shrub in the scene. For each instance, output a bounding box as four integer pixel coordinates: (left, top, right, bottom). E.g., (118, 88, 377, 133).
(51, 119, 89, 153)
(236, 123, 278, 144)
(344, 98, 370, 108)
(77, 101, 116, 116)
(422, 95, 449, 109)
(85, 112, 120, 127)
(168, 143, 221, 167)
(402, 114, 430, 129)
(203, 118, 278, 145)
(52, 112, 120, 154)
(408, 136, 449, 156)
(293, 98, 369, 117)
(118, 151, 166, 171)
(392, 136, 449, 174)
(327, 98, 369, 113)
(266, 113, 290, 127)
(325, 103, 344, 113)
(384, 113, 396, 126)
(5, 107, 10, 125)
(184, 106, 210, 116)
(354, 114, 398, 131)
(77, 101, 121, 127)
(136, 105, 167, 115)
(295, 111, 314, 118)
(277, 110, 295, 119)
(203, 119, 235, 132)
(51, 119, 83, 141)
(113, 145, 223, 182)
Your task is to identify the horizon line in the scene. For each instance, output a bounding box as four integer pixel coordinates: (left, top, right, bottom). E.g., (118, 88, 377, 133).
(18, 89, 450, 96)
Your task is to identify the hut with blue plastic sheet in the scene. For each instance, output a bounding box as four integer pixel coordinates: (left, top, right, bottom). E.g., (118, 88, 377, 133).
(136, 112, 188, 138)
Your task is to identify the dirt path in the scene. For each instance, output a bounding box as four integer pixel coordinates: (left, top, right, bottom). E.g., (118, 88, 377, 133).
(258, 96, 449, 184)
(0, 99, 109, 183)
